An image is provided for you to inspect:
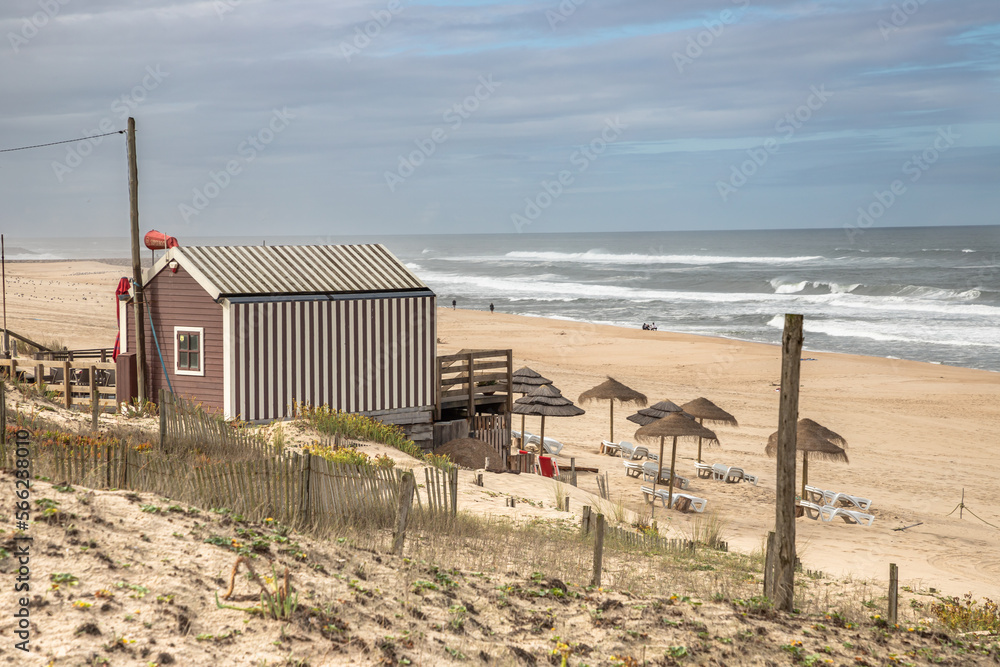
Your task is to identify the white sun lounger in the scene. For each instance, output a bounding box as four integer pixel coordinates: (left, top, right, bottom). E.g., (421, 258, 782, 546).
(828, 507, 875, 526)
(540, 437, 564, 457)
(805, 485, 872, 510)
(694, 462, 714, 478)
(641, 461, 690, 489)
(798, 501, 873, 526)
(623, 460, 644, 478)
(601, 440, 620, 455)
(640, 486, 707, 513)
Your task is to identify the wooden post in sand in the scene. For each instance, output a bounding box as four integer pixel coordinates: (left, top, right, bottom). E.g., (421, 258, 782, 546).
(888, 563, 899, 625)
(570, 457, 577, 487)
(127, 117, 148, 406)
(581, 505, 592, 534)
(763, 530, 776, 599)
(775, 314, 803, 612)
(591, 513, 605, 587)
(391, 472, 416, 555)
(0, 379, 5, 450)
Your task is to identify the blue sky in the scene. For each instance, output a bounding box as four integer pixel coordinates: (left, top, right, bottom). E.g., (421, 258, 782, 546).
(1, 0, 998, 237)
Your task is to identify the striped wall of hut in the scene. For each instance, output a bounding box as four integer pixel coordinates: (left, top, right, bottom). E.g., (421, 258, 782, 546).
(229, 294, 436, 421)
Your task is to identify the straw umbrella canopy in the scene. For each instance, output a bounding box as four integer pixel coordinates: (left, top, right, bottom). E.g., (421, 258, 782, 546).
(511, 366, 552, 394)
(635, 413, 718, 515)
(765, 420, 849, 497)
(512, 384, 584, 456)
(511, 367, 553, 448)
(578, 377, 647, 443)
(680, 398, 739, 464)
(626, 399, 687, 426)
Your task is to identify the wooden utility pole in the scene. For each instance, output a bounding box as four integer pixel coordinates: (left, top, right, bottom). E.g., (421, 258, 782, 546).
(1, 235, 8, 358)
(774, 314, 803, 612)
(127, 118, 147, 405)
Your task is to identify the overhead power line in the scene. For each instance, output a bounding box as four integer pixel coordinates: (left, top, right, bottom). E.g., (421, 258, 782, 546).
(0, 130, 124, 154)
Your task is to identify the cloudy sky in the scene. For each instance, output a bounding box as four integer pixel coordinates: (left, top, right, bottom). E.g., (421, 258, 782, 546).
(2, 0, 998, 238)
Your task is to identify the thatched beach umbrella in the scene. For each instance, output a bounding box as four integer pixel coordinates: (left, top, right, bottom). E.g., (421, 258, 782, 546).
(626, 399, 687, 427)
(765, 419, 849, 498)
(635, 413, 719, 515)
(511, 367, 553, 449)
(680, 397, 738, 463)
(512, 384, 584, 456)
(578, 377, 647, 443)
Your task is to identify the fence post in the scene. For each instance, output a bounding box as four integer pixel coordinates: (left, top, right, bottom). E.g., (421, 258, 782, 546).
(582, 505, 591, 535)
(775, 314, 803, 612)
(563, 496, 570, 512)
(391, 472, 417, 555)
(570, 457, 577, 487)
(591, 514, 605, 587)
(0, 379, 5, 451)
(159, 389, 166, 449)
(764, 530, 776, 599)
(888, 563, 898, 625)
(449, 466, 458, 516)
(63, 360, 71, 409)
(91, 386, 99, 432)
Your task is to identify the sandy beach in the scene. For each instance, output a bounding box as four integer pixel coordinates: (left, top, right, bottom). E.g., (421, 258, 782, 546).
(7, 260, 1000, 599)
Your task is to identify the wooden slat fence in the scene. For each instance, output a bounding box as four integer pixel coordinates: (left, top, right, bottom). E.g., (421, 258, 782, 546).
(471, 413, 511, 469)
(423, 465, 459, 516)
(604, 524, 727, 554)
(160, 390, 271, 458)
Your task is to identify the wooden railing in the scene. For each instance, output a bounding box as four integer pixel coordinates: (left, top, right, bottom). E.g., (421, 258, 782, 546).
(435, 349, 513, 420)
(471, 413, 511, 469)
(0, 358, 117, 409)
(35, 348, 114, 362)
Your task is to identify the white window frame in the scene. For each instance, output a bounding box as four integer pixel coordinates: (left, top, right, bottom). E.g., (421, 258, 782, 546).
(174, 326, 205, 377)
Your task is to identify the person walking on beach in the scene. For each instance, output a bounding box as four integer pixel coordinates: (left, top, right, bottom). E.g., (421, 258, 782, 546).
(489, 302, 495, 314)
(452, 299, 456, 310)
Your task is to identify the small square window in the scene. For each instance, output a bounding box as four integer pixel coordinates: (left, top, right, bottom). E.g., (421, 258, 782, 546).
(174, 327, 205, 376)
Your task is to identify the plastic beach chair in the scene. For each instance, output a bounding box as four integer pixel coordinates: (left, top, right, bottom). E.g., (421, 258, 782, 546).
(601, 440, 621, 456)
(541, 437, 564, 457)
(828, 507, 874, 526)
(640, 486, 707, 513)
(537, 456, 560, 479)
(623, 460, 644, 478)
(824, 492, 873, 511)
(694, 462, 714, 479)
(641, 462, 690, 489)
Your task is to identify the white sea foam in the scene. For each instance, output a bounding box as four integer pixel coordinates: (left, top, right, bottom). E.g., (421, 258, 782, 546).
(500, 250, 825, 265)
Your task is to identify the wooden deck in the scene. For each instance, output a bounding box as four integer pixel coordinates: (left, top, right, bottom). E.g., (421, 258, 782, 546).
(1, 358, 117, 409)
(435, 349, 513, 421)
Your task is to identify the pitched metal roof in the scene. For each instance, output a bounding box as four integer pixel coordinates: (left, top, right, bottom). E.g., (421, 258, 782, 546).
(175, 244, 428, 298)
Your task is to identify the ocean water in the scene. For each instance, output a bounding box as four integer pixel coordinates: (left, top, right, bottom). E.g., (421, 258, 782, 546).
(7, 225, 1000, 372)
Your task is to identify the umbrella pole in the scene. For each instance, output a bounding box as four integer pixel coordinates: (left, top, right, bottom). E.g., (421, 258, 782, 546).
(697, 418, 703, 463)
(610, 401, 614, 443)
(668, 436, 678, 510)
(520, 413, 526, 450)
(801, 451, 808, 498)
(652, 436, 665, 520)
(540, 415, 546, 458)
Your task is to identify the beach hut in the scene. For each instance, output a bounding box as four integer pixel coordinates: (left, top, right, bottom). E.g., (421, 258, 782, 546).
(118, 243, 437, 443)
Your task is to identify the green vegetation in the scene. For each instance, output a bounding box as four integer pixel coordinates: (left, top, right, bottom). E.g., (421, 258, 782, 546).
(299, 403, 454, 470)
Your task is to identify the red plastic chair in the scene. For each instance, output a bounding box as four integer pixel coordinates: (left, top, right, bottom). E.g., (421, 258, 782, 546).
(537, 456, 560, 478)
